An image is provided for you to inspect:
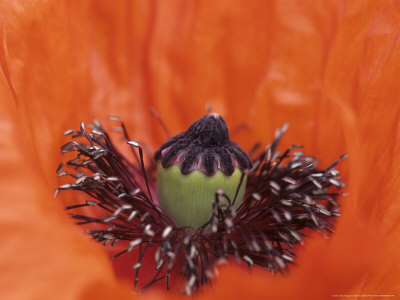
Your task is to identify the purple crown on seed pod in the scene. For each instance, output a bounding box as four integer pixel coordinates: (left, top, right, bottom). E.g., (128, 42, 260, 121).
(154, 113, 252, 176)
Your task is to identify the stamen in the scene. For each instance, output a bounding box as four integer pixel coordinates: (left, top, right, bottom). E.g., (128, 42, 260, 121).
(58, 118, 345, 295)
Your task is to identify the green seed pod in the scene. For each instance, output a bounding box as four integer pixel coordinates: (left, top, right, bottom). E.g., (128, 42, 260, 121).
(156, 164, 247, 228)
(154, 113, 252, 228)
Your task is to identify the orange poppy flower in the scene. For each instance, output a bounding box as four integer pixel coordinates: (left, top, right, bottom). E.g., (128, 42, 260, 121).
(1, 1, 399, 299)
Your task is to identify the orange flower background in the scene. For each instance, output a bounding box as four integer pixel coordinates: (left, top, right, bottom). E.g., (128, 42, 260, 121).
(1, 0, 399, 299)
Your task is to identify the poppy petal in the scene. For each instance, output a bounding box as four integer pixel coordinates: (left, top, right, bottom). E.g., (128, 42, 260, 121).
(0, 0, 399, 299)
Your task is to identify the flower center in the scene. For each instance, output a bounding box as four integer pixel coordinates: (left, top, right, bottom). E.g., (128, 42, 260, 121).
(154, 114, 251, 228)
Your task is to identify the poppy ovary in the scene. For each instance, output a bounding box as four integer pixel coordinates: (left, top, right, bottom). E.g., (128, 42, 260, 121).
(154, 113, 252, 228)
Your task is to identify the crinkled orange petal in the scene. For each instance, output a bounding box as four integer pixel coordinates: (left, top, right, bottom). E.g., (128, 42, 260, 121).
(0, 1, 399, 299)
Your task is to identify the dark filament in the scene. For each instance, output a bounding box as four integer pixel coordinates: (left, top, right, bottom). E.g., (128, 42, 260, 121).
(58, 119, 345, 295)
